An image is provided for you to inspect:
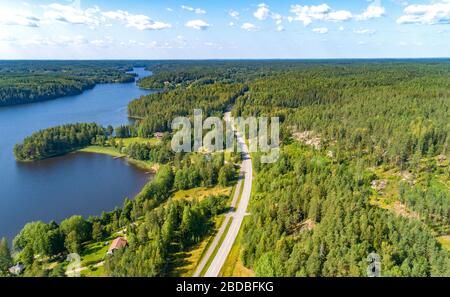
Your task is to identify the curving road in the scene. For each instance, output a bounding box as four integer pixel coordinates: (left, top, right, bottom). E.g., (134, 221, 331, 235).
(194, 111, 253, 277)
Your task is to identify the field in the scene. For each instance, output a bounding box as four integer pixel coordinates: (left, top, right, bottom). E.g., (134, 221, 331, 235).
(171, 186, 232, 202)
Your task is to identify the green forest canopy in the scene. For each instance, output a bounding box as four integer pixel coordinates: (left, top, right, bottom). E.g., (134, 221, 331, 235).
(5, 59, 450, 276)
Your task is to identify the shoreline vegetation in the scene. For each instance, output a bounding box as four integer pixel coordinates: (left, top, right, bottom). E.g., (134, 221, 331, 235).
(78, 145, 159, 173)
(0, 61, 143, 107)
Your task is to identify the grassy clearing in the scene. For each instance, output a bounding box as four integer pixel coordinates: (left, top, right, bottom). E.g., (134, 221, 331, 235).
(220, 216, 255, 277)
(80, 240, 109, 268)
(78, 137, 159, 159)
(437, 236, 450, 253)
(75, 235, 117, 277)
(79, 146, 125, 157)
(81, 265, 104, 277)
(171, 186, 232, 202)
(79, 145, 157, 172)
(127, 158, 158, 171)
(115, 137, 161, 147)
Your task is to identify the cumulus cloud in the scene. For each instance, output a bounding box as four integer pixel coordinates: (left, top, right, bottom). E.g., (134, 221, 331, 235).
(253, 4, 285, 23)
(241, 22, 260, 31)
(103, 10, 171, 30)
(43, 3, 101, 27)
(328, 10, 353, 22)
(356, 3, 386, 21)
(0, 9, 40, 27)
(312, 27, 329, 34)
(254, 3, 270, 20)
(290, 4, 352, 25)
(181, 5, 206, 15)
(229, 10, 240, 20)
(42, 3, 171, 30)
(185, 19, 211, 30)
(397, 1, 450, 24)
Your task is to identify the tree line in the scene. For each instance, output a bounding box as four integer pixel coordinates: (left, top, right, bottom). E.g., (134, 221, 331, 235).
(14, 123, 107, 161)
(0, 61, 144, 106)
(128, 82, 248, 137)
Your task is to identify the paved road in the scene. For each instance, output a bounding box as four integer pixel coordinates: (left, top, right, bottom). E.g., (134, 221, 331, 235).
(193, 175, 243, 277)
(195, 111, 253, 277)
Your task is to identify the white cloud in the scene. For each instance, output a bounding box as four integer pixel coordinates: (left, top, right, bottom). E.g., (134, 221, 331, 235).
(229, 21, 236, 27)
(328, 10, 353, 22)
(276, 25, 285, 31)
(356, 4, 386, 21)
(339, 25, 345, 31)
(181, 5, 206, 15)
(312, 27, 328, 34)
(229, 10, 240, 19)
(43, 3, 171, 30)
(290, 4, 352, 25)
(103, 10, 171, 30)
(254, 3, 270, 20)
(354, 28, 377, 35)
(241, 22, 260, 31)
(397, 2, 450, 24)
(0, 9, 40, 27)
(43, 3, 101, 27)
(185, 19, 211, 30)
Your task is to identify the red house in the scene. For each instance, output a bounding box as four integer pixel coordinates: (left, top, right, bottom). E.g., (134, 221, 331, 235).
(107, 237, 128, 255)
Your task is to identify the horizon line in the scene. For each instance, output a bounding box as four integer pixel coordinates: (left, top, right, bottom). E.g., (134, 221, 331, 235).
(1, 57, 450, 61)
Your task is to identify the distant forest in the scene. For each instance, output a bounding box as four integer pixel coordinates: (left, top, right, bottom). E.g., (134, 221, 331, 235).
(0, 61, 149, 106)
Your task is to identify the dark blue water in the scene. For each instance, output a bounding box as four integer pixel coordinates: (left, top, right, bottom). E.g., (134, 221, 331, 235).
(0, 68, 153, 242)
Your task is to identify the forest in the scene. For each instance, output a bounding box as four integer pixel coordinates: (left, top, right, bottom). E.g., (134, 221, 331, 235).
(0, 61, 146, 106)
(3, 59, 450, 277)
(14, 123, 108, 161)
(230, 61, 450, 276)
(129, 82, 247, 136)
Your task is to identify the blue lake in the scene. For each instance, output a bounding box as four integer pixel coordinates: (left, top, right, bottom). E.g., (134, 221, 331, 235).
(0, 68, 153, 241)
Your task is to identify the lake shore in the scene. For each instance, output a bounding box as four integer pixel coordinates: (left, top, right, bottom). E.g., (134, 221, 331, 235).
(79, 146, 159, 173)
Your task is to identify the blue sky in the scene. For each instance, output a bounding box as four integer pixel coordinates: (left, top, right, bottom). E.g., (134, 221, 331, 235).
(0, 0, 449, 59)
